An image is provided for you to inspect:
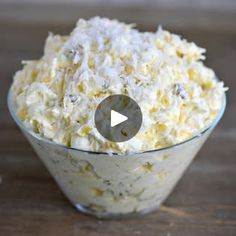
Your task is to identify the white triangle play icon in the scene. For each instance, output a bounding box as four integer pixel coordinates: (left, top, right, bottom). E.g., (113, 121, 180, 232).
(110, 110, 128, 127)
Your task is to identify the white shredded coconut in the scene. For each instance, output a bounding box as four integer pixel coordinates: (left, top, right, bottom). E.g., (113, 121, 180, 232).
(11, 17, 226, 153)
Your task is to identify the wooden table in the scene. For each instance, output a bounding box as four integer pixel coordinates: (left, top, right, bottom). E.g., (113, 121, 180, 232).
(0, 4, 235, 236)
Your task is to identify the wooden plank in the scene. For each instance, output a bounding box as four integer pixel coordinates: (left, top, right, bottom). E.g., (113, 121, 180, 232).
(0, 3, 236, 32)
(0, 205, 235, 236)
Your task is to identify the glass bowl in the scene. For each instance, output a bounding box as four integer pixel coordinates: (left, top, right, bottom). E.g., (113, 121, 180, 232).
(7, 87, 226, 219)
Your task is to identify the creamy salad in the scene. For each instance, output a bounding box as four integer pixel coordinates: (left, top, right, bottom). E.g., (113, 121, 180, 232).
(11, 17, 226, 154)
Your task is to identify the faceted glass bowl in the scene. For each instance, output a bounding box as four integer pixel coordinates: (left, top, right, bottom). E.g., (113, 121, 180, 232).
(8, 88, 226, 218)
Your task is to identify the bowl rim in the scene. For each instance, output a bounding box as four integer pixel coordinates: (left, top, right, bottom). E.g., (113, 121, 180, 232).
(7, 85, 226, 155)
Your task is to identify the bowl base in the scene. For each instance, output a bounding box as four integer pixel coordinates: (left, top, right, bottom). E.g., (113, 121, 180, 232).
(74, 203, 160, 219)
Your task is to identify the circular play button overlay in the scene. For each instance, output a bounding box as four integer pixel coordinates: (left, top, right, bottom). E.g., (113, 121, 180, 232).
(95, 95, 142, 142)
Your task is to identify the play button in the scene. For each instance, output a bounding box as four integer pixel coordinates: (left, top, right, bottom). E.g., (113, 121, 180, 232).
(95, 95, 142, 142)
(111, 110, 128, 127)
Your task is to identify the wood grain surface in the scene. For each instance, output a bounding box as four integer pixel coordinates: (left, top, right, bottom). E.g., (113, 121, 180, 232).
(0, 4, 235, 236)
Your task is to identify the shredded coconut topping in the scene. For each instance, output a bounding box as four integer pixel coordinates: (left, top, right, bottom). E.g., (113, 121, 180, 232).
(12, 17, 226, 153)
